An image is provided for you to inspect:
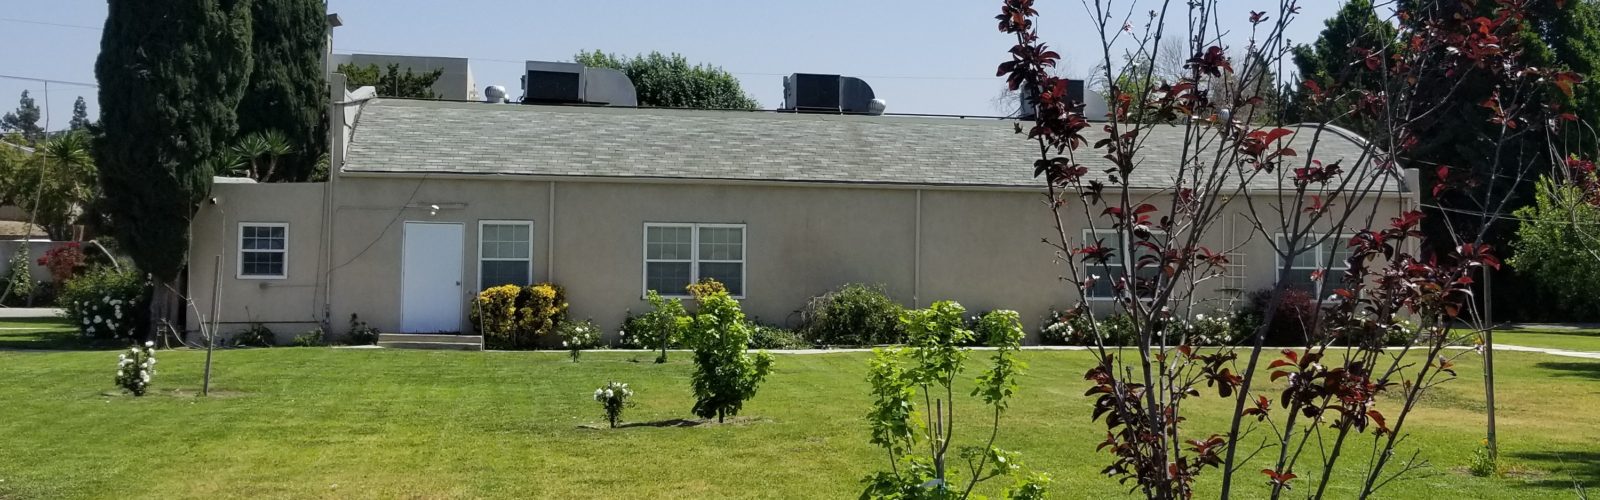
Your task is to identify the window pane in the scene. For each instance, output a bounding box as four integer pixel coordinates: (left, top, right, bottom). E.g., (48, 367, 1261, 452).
(482, 224, 531, 259)
(699, 262, 743, 295)
(647, 226, 692, 260)
(646, 262, 692, 295)
(480, 260, 529, 289)
(699, 227, 743, 261)
(1329, 238, 1354, 269)
(1280, 269, 1319, 292)
(241, 251, 284, 276)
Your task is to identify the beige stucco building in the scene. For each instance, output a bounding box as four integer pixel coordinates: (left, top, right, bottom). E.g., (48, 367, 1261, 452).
(187, 82, 1417, 344)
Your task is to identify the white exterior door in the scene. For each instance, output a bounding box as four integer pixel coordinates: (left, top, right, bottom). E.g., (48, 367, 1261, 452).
(401, 222, 465, 333)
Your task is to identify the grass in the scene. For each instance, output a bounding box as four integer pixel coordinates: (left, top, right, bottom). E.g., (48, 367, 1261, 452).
(0, 319, 1596, 499)
(0, 318, 127, 350)
(1494, 327, 1600, 353)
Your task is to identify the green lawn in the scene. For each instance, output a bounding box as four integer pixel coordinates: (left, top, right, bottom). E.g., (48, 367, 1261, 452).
(1495, 328, 1600, 353)
(0, 318, 128, 351)
(1, 320, 1596, 499)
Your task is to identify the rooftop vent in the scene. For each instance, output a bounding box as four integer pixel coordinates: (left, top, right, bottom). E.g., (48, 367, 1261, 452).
(781, 73, 882, 114)
(484, 85, 508, 103)
(519, 61, 638, 106)
(1018, 79, 1085, 119)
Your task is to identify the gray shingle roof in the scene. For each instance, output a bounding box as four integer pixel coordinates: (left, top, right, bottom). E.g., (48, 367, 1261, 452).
(343, 98, 1407, 192)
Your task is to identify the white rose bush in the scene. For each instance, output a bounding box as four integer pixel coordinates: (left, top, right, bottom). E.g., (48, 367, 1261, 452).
(115, 341, 158, 396)
(592, 381, 635, 428)
(557, 319, 601, 362)
(61, 266, 145, 340)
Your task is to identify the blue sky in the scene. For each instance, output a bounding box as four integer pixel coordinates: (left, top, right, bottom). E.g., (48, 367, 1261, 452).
(0, 0, 1345, 130)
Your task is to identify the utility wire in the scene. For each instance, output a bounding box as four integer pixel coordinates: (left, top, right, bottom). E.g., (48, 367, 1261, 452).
(0, 74, 98, 88)
(0, 15, 1004, 83)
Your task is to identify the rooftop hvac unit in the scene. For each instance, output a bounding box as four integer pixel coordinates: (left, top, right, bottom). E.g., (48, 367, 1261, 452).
(519, 61, 637, 106)
(782, 73, 881, 114)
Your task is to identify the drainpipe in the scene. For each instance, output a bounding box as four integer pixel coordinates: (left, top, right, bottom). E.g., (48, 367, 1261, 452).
(547, 181, 556, 281)
(322, 73, 346, 331)
(913, 189, 922, 308)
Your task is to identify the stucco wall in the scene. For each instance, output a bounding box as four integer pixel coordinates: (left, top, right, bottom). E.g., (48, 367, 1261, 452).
(189, 181, 327, 342)
(193, 174, 1413, 344)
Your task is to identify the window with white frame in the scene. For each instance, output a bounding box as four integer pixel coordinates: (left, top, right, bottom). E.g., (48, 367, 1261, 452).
(238, 223, 288, 279)
(1083, 229, 1162, 299)
(644, 223, 745, 296)
(479, 221, 533, 289)
(1276, 234, 1353, 293)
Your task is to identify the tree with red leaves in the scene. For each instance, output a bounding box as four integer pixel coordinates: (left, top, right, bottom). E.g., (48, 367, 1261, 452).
(995, 0, 1573, 498)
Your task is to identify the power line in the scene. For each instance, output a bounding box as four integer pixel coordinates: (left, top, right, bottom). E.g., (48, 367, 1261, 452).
(0, 74, 99, 88)
(0, 17, 99, 31)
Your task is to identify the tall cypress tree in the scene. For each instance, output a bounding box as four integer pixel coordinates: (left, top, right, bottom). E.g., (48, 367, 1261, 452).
(0, 90, 45, 144)
(68, 96, 91, 131)
(95, 0, 254, 335)
(237, 0, 327, 182)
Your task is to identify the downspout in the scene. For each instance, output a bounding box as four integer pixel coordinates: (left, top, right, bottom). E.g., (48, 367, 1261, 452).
(322, 73, 346, 331)
(547, 181, 556, 281)
(914, 189, 922, 308)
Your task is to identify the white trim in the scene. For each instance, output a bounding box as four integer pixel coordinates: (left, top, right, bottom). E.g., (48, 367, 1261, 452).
(476, 220, 534, 290)
(642, 222, 747, 299)
(236, 222, 289, 280)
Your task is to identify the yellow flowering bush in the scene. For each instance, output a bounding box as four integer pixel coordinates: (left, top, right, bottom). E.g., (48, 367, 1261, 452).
(470, 282, 568, 349)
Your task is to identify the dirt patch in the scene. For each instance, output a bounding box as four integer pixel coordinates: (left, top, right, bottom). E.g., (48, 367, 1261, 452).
(578, 415, 771, 430)
(98, 388, 250, 399)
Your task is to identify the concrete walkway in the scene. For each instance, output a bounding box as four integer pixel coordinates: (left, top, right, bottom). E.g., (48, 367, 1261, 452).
(0, 307, 62, 319)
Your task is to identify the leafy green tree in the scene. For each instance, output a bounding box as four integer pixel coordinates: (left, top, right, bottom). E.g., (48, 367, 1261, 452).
(237, 0, 328, 181)
(683, 280, 772, 422)
(338, 63, 443, 99)
(96, 0, 254, 336)
(861, 305, 1048, 499)
(1, 90, 45, 144)
(574, 50, 759, 110)
(1287, 0, 1395, 133)
(635, 290, 687, 363)
(1510, 175, 1600, 320)
(12, 132, 97, 240)
(68, 96, 91, 131)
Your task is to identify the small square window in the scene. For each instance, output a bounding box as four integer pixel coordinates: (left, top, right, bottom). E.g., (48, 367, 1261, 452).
(238, 223, 287, 279)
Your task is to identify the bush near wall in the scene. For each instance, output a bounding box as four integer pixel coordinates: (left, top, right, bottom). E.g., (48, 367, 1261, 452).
(469, 283, 568, 350)
(60, 265, 147, 340)
(798, 283, 905, 346)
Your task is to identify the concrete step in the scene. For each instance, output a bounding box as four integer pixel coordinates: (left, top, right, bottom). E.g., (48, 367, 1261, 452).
(376, 340, 483, 351)
(378, 333, 483, 344)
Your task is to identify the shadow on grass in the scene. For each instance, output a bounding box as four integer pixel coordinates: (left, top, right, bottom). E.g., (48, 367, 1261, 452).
(1509, 449, 1600, 493)
(0, 328, 129, 351)
(618, 418, 706, 428)
(1534, 361, 1600, 381)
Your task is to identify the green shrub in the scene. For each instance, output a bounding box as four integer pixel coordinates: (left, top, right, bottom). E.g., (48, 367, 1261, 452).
(60, 265, 146, 340)
(799, 283, 905, 346)
(291, 328, 324, 347)
(1036, 308, 1139, 346)
(1, 247, 33, 304)
(626, 290, 688, 363)
(556, 318, 601, 362)
(234, 322, 275, 347)
(748, 323, 810, 349)
(469, 282, 568, 350)
(684, 280, 773, 422)
(345, 313, 379, 345)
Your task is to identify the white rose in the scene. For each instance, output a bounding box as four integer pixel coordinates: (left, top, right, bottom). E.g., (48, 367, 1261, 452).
(140, 372, 150, 382)
(93, 316, 102, 324)
(82, 318, 90, 325)
(603, 389, 613, 398)
(144, 341, 154, 348)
